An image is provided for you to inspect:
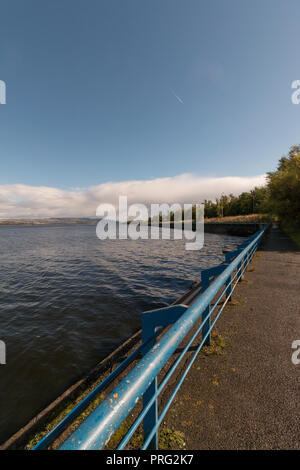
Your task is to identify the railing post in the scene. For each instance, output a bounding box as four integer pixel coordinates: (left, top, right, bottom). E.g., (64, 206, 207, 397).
(237, 259, 243, 281)
(201, 270, 211, 345)
(201, 269, 211, 346)
(142, 381, 158, 450)
(224, 253, 234, 299)
(141, 305, 188, 450)
(142, 317, 158, 450)
(202, 305, 211, 346)
(246, 252, 250, 268)
(240, 256, 246, 281)
(225, 274, 232, 301)
(200, 263, 229, 346)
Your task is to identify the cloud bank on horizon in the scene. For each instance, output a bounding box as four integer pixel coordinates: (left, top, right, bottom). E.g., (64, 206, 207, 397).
(0, 174, 266, 219)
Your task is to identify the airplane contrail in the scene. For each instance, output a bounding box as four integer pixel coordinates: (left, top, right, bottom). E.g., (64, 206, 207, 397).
(171, 89, 184, 104)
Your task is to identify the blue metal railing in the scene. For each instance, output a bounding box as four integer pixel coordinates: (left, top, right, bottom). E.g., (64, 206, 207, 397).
(33, 225, 268, 450)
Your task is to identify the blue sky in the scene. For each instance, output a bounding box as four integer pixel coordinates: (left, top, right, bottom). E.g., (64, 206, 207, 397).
(0, 1, 300, 216)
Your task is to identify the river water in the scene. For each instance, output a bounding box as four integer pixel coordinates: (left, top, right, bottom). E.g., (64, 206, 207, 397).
(0, 225, 243, 443)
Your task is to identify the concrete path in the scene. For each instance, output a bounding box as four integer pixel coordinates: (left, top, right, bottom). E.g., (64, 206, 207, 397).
(164, 228, 300, 449)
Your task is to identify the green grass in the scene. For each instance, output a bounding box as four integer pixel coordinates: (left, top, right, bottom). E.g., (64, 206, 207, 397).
(105, 421, 186, 450)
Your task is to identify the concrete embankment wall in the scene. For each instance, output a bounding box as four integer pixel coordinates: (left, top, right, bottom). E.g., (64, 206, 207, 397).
(157, 222, 262, 237)
(204, 223, 262, 237)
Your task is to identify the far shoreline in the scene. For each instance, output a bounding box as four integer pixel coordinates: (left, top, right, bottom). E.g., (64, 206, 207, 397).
(0, 214, 270, 237)
(0, 213, 270, 227)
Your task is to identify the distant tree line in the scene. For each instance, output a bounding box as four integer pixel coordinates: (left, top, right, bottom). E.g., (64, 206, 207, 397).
(150, 186, 270, 223)
(203, 186, 269, 219)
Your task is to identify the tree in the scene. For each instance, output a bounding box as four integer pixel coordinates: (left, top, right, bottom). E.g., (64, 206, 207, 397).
(267, 145, 300, 226)
(250, 186, 270, 214)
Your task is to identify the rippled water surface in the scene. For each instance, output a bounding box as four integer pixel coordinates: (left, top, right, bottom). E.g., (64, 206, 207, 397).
(0, 225, 243, 443)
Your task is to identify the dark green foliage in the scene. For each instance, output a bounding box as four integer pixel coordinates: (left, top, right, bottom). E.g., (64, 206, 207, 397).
(267, 145, 300, 227)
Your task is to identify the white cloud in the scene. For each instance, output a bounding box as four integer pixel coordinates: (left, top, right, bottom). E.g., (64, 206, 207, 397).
(0, 174, 266, 219)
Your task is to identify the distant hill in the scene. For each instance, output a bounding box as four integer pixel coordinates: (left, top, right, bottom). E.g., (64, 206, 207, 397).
(0, 218, 98, 226)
